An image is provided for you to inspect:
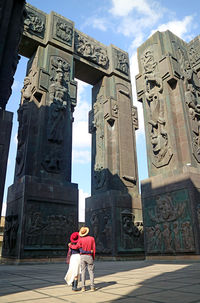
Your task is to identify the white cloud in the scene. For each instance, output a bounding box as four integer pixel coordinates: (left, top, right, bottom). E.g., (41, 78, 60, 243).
(110, 0, 158, 18)
(150, 15, 194, 40)
(78, 189, 90, 222)
(73, 120, 91, 148)
(72, 149, 91, 164)
(89, 17, 108, 31)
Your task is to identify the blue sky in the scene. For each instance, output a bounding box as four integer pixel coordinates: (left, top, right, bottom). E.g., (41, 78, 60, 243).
(2, 0, 200, 221)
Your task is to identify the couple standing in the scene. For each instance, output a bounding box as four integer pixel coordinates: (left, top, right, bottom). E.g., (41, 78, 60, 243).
(64, 226, 96, 292)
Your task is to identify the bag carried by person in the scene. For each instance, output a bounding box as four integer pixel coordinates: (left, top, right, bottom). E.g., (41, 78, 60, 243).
(66, 247, 71, 264)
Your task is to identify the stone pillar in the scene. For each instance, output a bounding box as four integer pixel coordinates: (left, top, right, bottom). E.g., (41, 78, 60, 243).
(86, 52, 144, 258)
(0, 111, 13, 217)
(0, 0, 25, 220)
(2, 12, 78, 260)
(136, 30, 200, 258)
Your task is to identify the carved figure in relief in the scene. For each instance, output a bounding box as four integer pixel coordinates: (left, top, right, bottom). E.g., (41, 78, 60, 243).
(24, 11, 44, 33)
(149, 195, 185, 223)
(43, 57, 70, 173)
(102, 215, 112, 253)
(75, 32, 109, 68)
(178, 48, 200, 161)
(173, 221, 181, 251)
(141, 48, 171, 166)
(121, 211, 141, 249)
(154, 224, 162, 252)
(146, 226, 155, 252)
(56, 21, 72, 43)
(116, 51, 129, 74)
(26, 211, 74, 246)
(90, 211, 104, 252)
(181, 221, 195, 251)
(16, 76, 32, 176)
(93, 99, 104, 171)
(162, 222, 173, 252)
(3, 215, 19, 251)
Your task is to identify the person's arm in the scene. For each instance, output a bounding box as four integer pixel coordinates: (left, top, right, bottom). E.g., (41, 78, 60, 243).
(69, 239, 81, 249)
(92, 238, 96, 260)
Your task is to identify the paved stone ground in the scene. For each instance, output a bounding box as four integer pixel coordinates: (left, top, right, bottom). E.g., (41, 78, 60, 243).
(0, 260, 200, 303)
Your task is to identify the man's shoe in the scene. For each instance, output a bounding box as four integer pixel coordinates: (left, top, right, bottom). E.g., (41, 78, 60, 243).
(81, 287, 86, 292)
(90, 286, 96, 292)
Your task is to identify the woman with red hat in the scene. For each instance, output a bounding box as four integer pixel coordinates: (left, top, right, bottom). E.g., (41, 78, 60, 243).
(64, 232, 81, 291)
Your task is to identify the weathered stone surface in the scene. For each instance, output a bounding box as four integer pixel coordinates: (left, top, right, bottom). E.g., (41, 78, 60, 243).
(3, 2, 142, 260)
(86, 190, 143, 257)
(2, 176, 78, 259)
(136, 30, 200, 257)
(0, 110, 13, 218)
(0, 0, 25, 110)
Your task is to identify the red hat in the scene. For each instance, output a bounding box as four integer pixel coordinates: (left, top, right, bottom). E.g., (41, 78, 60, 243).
(70, 232, 80, 243)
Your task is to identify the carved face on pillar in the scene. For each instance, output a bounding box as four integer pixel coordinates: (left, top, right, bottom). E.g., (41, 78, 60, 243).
(156, 196, 173, 221)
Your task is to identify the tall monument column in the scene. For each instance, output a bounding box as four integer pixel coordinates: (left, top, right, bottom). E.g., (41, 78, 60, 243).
(86, 57, 144, 258)
(136, 30, 200, 258)
(0, 0, 25, 219)
(2, 6, 78, 260)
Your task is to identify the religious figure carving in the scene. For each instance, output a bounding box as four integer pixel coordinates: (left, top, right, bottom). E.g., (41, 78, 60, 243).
(43, 56, 70, 173)
(188, 38, 200, 67)
(162, 222, 173, 252)
(141, 47, 172, 167)
(181, 221, 195, 251)
(90, 211, 104, 252)
(75, 32, 109, 68)
(25, 210, 76, 246)
(55, 18, 73, 46)
(121, 210, 143, 249)
(173, 221, 181, 251)
(92, 96, 106, 189)
(115, 50, 129, 74)
(15, 75, 33, 176)
(24, 8, 45, 37)
(178, 47, 200, 162)
(102, 215, 112, 253)
(3, 215, 19, 251)
(149, 194, 185, 223)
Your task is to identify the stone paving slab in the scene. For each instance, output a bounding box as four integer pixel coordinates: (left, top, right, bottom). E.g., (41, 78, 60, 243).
(0, 260, 200, 303)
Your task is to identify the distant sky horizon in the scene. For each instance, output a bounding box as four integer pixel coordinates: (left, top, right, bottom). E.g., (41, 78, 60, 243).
(2, 0, 200, 221)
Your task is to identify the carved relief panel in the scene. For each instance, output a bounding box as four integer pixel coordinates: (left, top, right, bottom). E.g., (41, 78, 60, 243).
(24, 5, 46, 39)
(87, 208, 112, 254)
(24, 200, 77, 248)
(120, 209, 143, 250)
(75, 31, 109, 69)
(139, 46, 173, 168)
(144, 190, 195, 254)
(176, 44, 200, 163)
(42, 55, 74, 175)
(53, 15, 73, 47)
(114, 49, 129, 75)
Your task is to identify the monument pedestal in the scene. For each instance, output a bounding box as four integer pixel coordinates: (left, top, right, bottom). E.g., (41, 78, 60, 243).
(86, 190, 144, 259)
(0, 110, 13, 218)
(2, 176, 78, 260)
(142, 170, 200, 257)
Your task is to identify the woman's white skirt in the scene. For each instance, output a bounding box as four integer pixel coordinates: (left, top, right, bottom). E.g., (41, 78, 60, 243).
(64, 254, 81, 286)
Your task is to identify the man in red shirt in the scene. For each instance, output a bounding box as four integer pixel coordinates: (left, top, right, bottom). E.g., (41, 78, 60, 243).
(69, 226, 96, 292)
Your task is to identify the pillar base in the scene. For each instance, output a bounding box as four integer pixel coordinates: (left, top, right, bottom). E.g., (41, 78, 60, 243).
(86, 190, 144, 258)
(142, 171, 200, 257)
(2, 175, 78, 259)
